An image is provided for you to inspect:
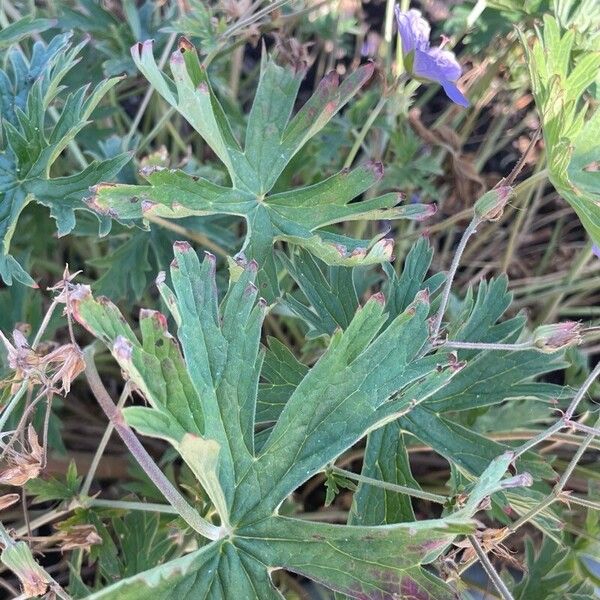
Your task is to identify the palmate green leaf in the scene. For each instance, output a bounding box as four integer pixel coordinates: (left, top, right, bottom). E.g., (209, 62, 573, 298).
(71, 243, 523, 599)
(521, 15, 600, 246)
(278, 239, 563, 527)
(0, 32, 130, 285)
(87, 38, 435, 299)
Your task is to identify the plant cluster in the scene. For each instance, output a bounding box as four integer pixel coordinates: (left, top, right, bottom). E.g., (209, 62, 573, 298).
(0, 1, 598, 599)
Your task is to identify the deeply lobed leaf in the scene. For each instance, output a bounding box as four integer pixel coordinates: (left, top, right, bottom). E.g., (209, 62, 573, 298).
(87, 39, 435, 298)
(0, 32, 130, 285)
(70, 243, 526, 599)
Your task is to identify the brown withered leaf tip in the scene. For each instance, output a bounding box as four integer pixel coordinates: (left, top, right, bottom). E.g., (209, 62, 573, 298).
(21, 569, 48, 598)
(0, 493, 20, 511)
(0, 425, 44, 487)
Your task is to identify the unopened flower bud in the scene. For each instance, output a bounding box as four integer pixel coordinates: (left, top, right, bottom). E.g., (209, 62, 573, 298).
(533, 321, 582, 353)
(473, 186, 513, 222)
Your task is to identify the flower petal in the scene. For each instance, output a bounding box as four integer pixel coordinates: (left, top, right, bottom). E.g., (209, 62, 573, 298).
(429, 47, 462, 81)
(440, 80, 470, 107)
(412, 49, 446, 82)
(394, 7, 430, 55)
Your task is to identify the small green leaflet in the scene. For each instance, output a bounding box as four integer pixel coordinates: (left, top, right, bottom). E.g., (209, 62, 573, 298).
(0, 15, 55, 49)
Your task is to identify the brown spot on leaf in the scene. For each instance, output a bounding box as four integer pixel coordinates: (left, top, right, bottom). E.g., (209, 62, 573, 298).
(178, 36, 194, 53)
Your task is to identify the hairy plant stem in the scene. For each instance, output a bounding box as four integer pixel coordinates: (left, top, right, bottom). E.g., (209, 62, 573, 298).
(508, 417, 600, 536)
(431, 217, 481, 340)
(83, 345, 222, 540)
(442, 340, 533, 352)
(563, 494, 600, 511)
(564, 420, 600, 437)
(80, 382, 132, 498)
(331, 466, 448, 504)
(514, 360, 600, 459)
(87, 499, 180, 514)
(468, 534, 514, 600)
(564, 360, 600, 420)
(458, 370, 600, 578)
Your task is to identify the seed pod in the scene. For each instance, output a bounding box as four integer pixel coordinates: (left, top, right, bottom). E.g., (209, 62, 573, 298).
(473, 186, 514, 222)
(533, 321, 583, 353)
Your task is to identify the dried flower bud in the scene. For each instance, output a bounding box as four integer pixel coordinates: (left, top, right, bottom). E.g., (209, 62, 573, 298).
(533, 321, 583, 353)
(473, 186, 513, 222)
(0, 329, 44, 391)
(0, 540, 49, 597)
(0, 494, 20, 511)
(0, 426, 44, 487)
(54, 524, 102, 552)
(43, 344, 85, 394)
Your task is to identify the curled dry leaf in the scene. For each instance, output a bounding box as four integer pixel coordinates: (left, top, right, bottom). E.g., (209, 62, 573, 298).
(42, 344, 85, 395)
(0, 425, 44, 487)
(454, 527, 522, 571)
(0, 493, 20, 511)
(54, 523, 103, 552)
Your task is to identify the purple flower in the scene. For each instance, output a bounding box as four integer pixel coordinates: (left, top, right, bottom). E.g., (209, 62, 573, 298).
(593, 244, 600, 258)
(395, 7, 469, 107)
